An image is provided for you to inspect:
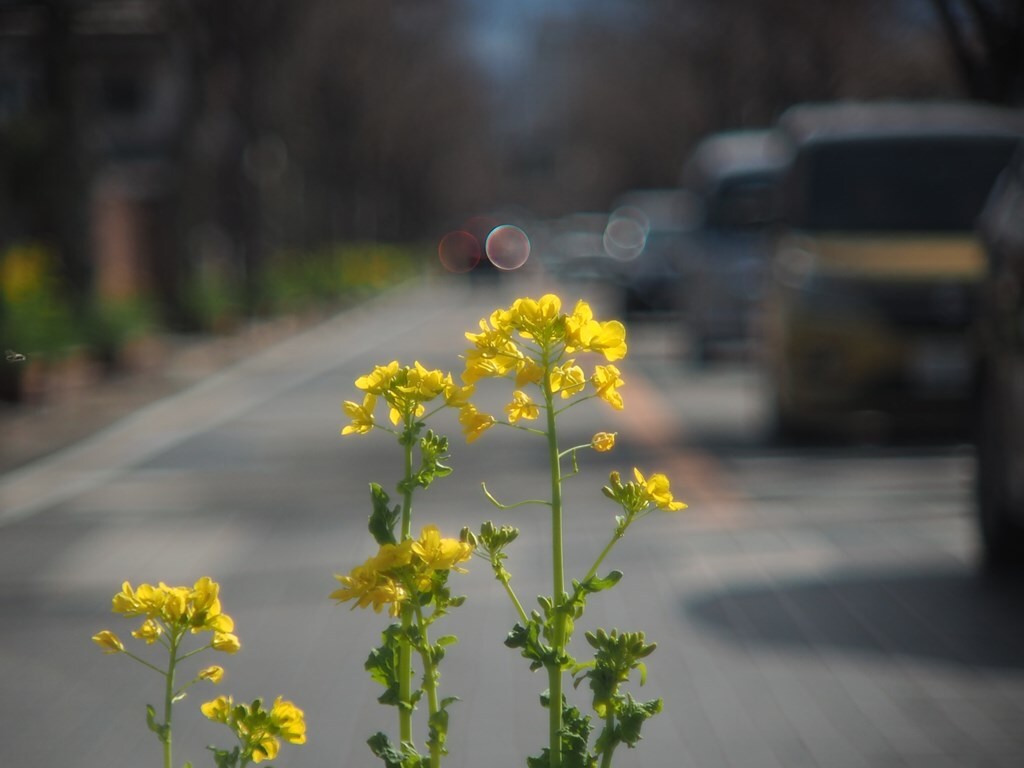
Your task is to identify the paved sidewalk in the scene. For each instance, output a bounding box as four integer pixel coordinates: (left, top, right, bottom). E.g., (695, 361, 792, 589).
(0, 309, 343, 476)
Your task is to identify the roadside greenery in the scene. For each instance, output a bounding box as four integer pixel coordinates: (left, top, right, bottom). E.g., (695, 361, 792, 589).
(0, 240, 424, 400)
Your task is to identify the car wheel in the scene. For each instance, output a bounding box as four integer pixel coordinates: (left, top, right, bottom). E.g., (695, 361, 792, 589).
(976, 373, 1024, 571)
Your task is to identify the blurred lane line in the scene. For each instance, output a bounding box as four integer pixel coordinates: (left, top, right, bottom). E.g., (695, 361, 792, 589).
(0, 288, 451, 526)
(611, 359, 751, 526)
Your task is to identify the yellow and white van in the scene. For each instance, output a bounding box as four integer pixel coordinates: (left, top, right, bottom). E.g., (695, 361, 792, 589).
(760, 101, 1024, 439)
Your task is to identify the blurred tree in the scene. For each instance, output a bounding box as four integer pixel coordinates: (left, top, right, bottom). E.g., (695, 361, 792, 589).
(278, 0, 496, 243)
(510, 0, 960, 215)
(929, 0, 1024, 104)
(0, 1, 94, 313)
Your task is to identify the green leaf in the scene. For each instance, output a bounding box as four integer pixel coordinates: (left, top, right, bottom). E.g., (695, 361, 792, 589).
(365, 625, 402, 706)
(206, 746, 240, 768)
(367, 732, 405, 768)
(580, 570, 623, 594)
(145, 704, 168, 743)
(616, 695, 663, 747)
(505, 620, 549, 671)
(427, 696, 459, 756)
(367, 733, 425, 768)
(368, 483, 400, 545)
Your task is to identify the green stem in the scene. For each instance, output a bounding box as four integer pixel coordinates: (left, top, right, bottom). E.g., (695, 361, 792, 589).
(495, 565, 530, 625)
(163, 635, 178, 768)
(399, 420, 416, 747)
(599, 714, 616, 768)
(583, 526, 628, 586)
(121, 649, 170, 676)
(543, 368, 565, 768)
(415, 606, 443, 768)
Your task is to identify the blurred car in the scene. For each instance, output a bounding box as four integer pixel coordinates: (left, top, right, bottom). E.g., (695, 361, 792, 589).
(760, 100, 1024, 440)
(539, 212, 617, 284)
(607, 188, 698, 317)
(679, 128, 790, 361)
(974, 142, 1024, 568)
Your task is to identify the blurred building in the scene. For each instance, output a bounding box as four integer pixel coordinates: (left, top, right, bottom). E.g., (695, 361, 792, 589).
(0, 0, 188, 310)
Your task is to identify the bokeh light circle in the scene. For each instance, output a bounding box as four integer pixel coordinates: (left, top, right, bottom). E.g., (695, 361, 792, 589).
(485, 225, 531, 271)
(438, 230, 482, 273)
(603, 206, 649, 261)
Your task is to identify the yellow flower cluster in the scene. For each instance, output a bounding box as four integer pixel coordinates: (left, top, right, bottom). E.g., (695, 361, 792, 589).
(0, 243, 49, 303)
(331, 525, 472, 615)
(607, 468, 688, 513)
(461, 295, 627, 441)
(202, 695, 307, 764)
(93, 577, 240, 654)
(342, 361, 472, 435)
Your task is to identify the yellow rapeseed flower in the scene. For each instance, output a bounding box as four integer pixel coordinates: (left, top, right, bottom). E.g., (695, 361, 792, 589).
(342, 393, 377, 435)
(252, 734, 280, 763)
(204, 695, 305, 764)
(92, 630, 124, 654)
(132, 618, 163, 644)
(191, 576, 220, 613)
(201, 695, 233, 723)
(412, 525, 473, 574)
(459, 404, 495, 443)
(549, 362, 586, 399)
(368, 541, 414, 573)
(199, 665, 225, 683)
(462, 343, 522, 384)
(330, 564, 378, 606)
(591, 432, 616, 452)
(366, 579, 408, 616)
(565, 299, 627, 361)
(591, 364, 625, 410)
(515, 358, 545, 387)
(271, 697, 308, 745)
(331, 545, 412, 615)
(158, 583, 190, 622)
(403, 361, 448, 401)
(212, 631, 241, 654)
(444, 379, 475, 408)
(633, 468, 687, 511)
(355, 361, 401, 394)
(508, 294, 562, 339)
(505, 390, 540, 422)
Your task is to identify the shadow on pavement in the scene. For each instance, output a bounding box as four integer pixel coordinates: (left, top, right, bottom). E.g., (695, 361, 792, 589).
(687, 563, 1024, 670)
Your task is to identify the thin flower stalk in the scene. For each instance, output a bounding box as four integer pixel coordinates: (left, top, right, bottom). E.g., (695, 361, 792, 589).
(92, 578, 304, 768)
(335, 361, 471, 768)
(463, 294, 684, 768)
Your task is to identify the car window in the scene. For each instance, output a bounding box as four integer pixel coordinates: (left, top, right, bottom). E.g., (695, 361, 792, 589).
(788, 137, 1019, 232)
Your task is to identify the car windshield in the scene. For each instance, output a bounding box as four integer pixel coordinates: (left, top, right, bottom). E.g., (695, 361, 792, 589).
(791, 136, 1019, 232)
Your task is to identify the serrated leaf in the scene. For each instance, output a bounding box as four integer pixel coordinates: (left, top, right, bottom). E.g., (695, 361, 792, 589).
(368, 483, 400, 545)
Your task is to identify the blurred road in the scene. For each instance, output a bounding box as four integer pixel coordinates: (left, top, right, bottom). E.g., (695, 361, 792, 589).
(3, 272, 1024, 768)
